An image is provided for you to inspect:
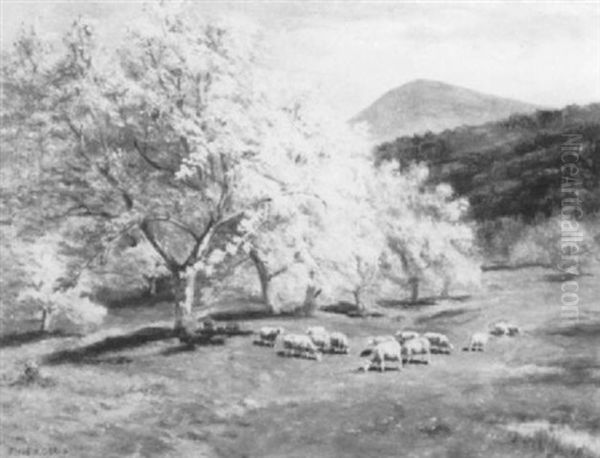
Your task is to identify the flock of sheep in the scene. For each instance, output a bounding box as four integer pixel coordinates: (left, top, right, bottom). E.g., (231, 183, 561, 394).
(253, 320, 521, 372)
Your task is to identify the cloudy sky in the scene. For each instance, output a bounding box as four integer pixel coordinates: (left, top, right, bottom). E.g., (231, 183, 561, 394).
(2, 1, 599, 118)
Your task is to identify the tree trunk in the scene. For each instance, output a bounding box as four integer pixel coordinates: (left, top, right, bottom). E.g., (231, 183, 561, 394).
(440, 278, 450, 298)
(39, 307, 52, 333)
(302, 284, 320, 317)
(149, 278, 157, 296)
(353, 289, 364, 312)
(409, 277, 419, 304)
(249, 249, 281, 314)
(173, 272, 194, 333)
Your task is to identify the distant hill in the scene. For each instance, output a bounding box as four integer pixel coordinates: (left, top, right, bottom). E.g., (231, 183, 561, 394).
(352, 79, 540, 143)
(375, 104, 600, 222)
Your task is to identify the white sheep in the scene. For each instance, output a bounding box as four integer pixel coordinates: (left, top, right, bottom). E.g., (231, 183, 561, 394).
(306, 326, 327, 335)
(467, 332, 489, 351)
(307, 327, 330, 351)
(329, 331, 350, 354)
(283, 334, 322, 361)
(423, 332, 454, 354)
(361, 339, 403, 372)
(507, 324, 521, 336)
(258, 326, 284, 347)
(360, 335, 395, 357)
(402, 337, 431, 364)
(367, 335, 396, 346)
(489, 321, 510, 336)
(489, 320, 521, 337)
(395, 330, 421, 344)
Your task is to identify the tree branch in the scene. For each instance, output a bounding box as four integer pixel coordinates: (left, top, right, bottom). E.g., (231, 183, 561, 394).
(133, 138, 176, 172)
(269, 266, 288, 280)
(140, 218, 181, 273)
(64, 115, 134, 211)
(183, 217, 215, 268)
(215, 197, 273, 232)
(143, 216, 201, 241)
(62, 203, 119, 220)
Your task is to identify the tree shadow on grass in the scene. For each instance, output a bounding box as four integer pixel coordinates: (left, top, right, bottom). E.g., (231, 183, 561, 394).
(0, 329, 81, 349)
(43, 326, 176, 365)
(208, 309, 296, 321)
(378, 295, 472, 309)
(43, 324, 254, 365)
(320, 302, 386, 318)
(414, 307, 479, 325)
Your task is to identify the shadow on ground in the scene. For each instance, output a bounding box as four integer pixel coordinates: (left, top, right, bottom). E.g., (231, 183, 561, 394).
(43, 326, 176, 365)
(0, 330, 81, 349)
(415, 307, 479, 326)
(378, 294, 472, 309)
(320, 302, 386, 317)
(42, 324, 255, 365)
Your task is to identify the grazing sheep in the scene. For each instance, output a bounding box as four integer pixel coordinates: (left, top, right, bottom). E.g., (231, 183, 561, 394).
(395, 330, 421, 344)
(423, 332, 454, 354)
(467, 332, 489, 351)
(329, 331, 350, 354)
(306, 326, 327, 335)
(402, 337, 431, 364)
(361, 335, 396, 357)
(283, 334, 321, 361)
(507, 324, 521, 336)
(367, 335, 396, 345)
(489, 321, 510, 336)
(361, 339, 403, 372)
(201, 318, 217, 332)
(307, 327, 330, 351)
(257, 326, 284, 347)
(489, 321, 521, 337)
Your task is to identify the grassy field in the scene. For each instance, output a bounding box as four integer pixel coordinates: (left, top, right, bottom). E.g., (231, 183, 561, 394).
(1, 267, 599, 458)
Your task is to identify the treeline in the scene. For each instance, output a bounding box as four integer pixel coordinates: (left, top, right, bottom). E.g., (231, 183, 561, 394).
(375, 104, 600, 222)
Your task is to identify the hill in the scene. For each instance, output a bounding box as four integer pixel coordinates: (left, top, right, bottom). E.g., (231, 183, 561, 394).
(375, 104, 600, 222)
(352, 79, 540, 143)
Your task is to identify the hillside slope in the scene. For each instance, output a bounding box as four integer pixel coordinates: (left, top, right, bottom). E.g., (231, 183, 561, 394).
(375, 104, 600, 222)
(352, 79, 540, 143)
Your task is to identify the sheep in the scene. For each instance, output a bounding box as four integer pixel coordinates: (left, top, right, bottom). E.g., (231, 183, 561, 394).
(423, 332, 454, 354)
(402, 337, 431, 364)
(507, 324, 521, 336)
(306, 326, 327, 335)
(257, 326, 284, 347)
(329, 331, 350, 354)
(307, 326, 330, 351)
(489, 321, 521, 337)
(489, 321, 510, 336)
(467, 332, 489, 351)
(395, 330, 421, 344)
(361, 339, 403, 372)
(367, 335, 396, 346)
(283, 334, 321, 361)
(360, 335, 396, 357)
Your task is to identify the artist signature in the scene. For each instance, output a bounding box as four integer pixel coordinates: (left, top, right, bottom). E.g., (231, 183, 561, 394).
(7, 446, 69, 456)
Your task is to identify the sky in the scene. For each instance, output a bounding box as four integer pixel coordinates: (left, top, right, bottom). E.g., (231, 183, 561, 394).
(2, 1, 599, 118)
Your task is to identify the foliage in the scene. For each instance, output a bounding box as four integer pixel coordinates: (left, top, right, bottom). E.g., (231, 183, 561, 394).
(13, 233, 107, 333)
(0, 5, 383, 323)
(375, 104, 600, 222)
(480, 215, 600, 273)
(376, 163, 481, 299)
(1, 4, 484, 322)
